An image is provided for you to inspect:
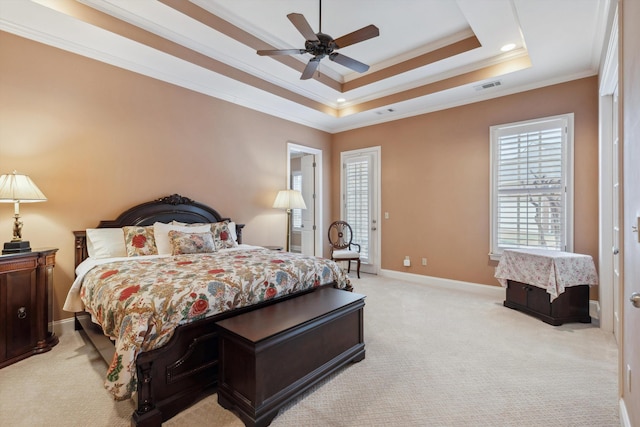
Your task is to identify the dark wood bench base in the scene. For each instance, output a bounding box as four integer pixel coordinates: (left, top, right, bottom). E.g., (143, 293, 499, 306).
(216, 287, 366, 427)
(504, 280, 591, 326)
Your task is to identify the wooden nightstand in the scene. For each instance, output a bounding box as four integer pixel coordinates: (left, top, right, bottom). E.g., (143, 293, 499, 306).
(0, 248, 58, 368)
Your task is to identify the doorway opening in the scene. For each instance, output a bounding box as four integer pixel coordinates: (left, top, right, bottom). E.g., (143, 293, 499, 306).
(288, 143, 322, 256)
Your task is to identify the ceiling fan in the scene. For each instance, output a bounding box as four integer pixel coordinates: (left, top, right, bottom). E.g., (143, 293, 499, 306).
(257, 1, 380, 80)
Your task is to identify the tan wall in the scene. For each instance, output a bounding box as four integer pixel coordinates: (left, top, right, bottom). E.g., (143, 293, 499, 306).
(0, 31, 602, 323)
(0, 32, 332, 322)
(331, 77, 600, 296)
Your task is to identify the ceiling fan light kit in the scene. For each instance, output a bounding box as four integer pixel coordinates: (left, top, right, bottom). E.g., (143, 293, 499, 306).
(257, 1, 379, 80)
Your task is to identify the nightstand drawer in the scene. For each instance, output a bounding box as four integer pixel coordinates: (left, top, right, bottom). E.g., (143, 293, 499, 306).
(3, 269, 37, 359)
(0, 249, 58, 368)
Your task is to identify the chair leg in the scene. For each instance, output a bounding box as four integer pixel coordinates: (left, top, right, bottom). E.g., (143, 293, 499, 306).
(356, 259, 360, 278)
(347, 260, 351, 273)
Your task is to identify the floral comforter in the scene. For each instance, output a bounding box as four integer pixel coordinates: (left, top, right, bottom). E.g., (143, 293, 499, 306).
(74, 246, 351, 400)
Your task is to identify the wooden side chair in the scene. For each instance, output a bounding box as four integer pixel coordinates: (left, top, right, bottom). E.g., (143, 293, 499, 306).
(328, 220, 361, 278)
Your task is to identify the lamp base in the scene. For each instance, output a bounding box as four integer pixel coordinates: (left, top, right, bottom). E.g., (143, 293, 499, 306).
(2, 241, 32, 254)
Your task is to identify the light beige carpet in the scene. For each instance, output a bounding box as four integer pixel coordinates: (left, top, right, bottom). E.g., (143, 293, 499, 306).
(0, 275, 619, 426)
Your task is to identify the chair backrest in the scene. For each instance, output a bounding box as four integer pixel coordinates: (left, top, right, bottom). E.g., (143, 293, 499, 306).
(328, 220, 354, 250)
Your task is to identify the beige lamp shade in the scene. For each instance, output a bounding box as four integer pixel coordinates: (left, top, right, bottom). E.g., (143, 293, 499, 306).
(273, 189, 306, 252)
(0, 171, 47, 203)
(272, 189, 307, 211)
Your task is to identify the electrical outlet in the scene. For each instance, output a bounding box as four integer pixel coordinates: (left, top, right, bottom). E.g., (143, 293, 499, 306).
(384, 212, 389, 219)
(403, 256, 410, 267)
(421, 258, 427, 266)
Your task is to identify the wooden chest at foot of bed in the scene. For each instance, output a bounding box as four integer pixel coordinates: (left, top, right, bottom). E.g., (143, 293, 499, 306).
(216, 287, 366, 427)
(504, 280, 591, 326)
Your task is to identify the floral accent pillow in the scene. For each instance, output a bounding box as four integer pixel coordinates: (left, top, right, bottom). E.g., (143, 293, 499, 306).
(123, 226, 157, 256)
(168, 230, 216, 255)
(210, 221, 238, 250)
(154, 222, 211, 255)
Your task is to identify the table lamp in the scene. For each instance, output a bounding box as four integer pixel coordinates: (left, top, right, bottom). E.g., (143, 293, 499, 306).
(0, 171, 47, 254)
(273, 189, 306, 252)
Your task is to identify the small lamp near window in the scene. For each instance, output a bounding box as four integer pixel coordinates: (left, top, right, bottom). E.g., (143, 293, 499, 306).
(0, 171, 47, 254)
(272, 189, 306, 252)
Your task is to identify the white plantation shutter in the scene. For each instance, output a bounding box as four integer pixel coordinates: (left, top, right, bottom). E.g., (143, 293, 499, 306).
(343, 156, 370, 262)
(490, 114, 574, 258)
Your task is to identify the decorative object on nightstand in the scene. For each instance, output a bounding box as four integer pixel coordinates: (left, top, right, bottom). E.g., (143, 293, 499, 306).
(272, 189, 306, 252)
(0, 248, 58, 368)
(0, 171, 47, 254)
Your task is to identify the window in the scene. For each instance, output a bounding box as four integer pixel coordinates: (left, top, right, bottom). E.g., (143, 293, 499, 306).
(490, 114, 574, 259)
(291, 172, 302, 229)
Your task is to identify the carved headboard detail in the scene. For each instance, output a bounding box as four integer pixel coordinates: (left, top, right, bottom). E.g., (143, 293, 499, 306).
(74, 194, 244, 268)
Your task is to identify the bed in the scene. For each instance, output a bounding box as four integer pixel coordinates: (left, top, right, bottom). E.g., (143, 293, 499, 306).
(66, 194, 352, 426)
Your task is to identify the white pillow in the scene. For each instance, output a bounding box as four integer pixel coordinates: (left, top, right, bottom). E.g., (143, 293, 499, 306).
(86, 228, 126, 259)
(154, 222, 211, 255)
(228, 221, 238, 243)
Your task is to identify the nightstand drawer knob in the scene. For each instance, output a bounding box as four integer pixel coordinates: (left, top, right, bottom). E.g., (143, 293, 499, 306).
(17, 306, 27, 319)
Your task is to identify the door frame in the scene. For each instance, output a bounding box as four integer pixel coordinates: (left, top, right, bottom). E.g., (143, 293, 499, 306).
(598, 8, 618, 335)
(287, 142, 322, 257)
(340, 146, 381, 275)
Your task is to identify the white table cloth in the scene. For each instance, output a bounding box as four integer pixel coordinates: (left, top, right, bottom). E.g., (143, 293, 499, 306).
(495, 249, 598, 301)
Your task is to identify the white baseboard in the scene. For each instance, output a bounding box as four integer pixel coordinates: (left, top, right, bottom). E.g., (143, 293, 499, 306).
(379, 269, 601, 322)
(379, 269, 504, 299)
(620, 398, 631, 427)
(590, 300, 600, 320)
(51, 317, 77, 337)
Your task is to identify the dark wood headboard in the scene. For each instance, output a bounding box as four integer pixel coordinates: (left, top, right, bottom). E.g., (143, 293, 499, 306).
(74, 194, 244, 268)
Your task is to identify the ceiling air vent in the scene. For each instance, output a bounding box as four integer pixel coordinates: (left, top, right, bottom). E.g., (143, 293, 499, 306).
(475, 80, 503, 91)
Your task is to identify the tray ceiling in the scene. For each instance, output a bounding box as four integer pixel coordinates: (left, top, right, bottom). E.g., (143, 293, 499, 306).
(0, 0, 610, 132)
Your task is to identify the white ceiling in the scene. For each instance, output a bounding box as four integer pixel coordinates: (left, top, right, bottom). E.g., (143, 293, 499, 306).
(0, 0, 611, 133)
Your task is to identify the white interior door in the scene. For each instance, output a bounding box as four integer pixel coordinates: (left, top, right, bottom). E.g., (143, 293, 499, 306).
(300, 155, 315, 256)
(622, 148, 640, 427)
(340, 147, 380, 274)
(612, 86, 621, 343)
(622, 0, 640, 417)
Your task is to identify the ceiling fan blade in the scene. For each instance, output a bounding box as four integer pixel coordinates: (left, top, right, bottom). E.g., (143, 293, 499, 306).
(301, 57, 321, 80)
(329, 52, 370, 73)
(333, 24, 380, 49)
(257, 49, 306, 56)
(287, 13, 319, 41)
